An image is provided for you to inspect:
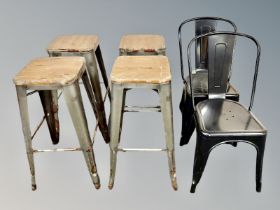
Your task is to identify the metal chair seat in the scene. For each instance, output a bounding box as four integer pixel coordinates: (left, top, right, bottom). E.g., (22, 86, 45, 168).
(195, 99, 266, 135)
(186, 71, 239, 97)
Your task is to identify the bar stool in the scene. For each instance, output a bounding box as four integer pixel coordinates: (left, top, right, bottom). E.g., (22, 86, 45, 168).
(47, 35, 110, 144)
(109, 55, 177, 190)
(119, 34, 166, 55)
(14, 57, 100, 190)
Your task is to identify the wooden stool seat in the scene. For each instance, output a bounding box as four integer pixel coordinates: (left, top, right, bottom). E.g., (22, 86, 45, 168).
(119, 34, 165, 55)
(14, 56, 101, 190)
(13, 57, 86, 87)
(47, 34, 110, 144)
(47, 35, 99, 53)
(111, 56, 171, 84)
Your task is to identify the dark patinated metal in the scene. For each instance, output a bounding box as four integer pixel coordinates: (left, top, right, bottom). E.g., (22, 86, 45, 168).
(38, 90, 60, 144)
(178, 17, 239, 146)
(95, 45, 111, 101)
(186, 32, 267, 193)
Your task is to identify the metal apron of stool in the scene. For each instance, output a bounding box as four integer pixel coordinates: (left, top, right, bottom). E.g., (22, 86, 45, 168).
(108, 56, 177, 190)
(14, 57, 100, 190)
(119, 34, 166, 56)
(178, 17, 240, 146)
(47, 35, 110, 144)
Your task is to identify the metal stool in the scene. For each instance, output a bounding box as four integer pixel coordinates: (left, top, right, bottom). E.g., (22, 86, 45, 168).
(119, 34, 166, 55)
(47, 35, 110, 144)
(14, 57, 100, 190)
(108, 56, 177, 190)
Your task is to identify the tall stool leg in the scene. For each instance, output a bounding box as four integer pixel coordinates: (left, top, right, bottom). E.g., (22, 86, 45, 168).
(159, 83, 178, 190)
(85, 53, 110, 143)
(16, 86, 37, 190)
(95, 45, 111, 101)
(108, 83, 124, 189)
(38, 90, 60, 144)
(63, 82, 100, 189)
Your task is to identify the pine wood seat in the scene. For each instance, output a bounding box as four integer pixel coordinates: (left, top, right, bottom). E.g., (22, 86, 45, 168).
(46, 34, 110, 144)
(111, 56, 171, 84)
(119, 34, 166, 55)
(47, 35, 99, 53)
(13, 57, 86, 87)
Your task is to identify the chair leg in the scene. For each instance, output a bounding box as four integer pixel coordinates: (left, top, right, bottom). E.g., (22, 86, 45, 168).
(179, 87, 195, 146)
(254, 139, 266, 192)
(16, 86, 37, 191)
(231, 142, 238, 147)
(95, 45, 111, 101)
(85, 53, 110, 143)
(38, 90, 60, 144)
(108, 83, 124, 189)
(191, 139, 211, 193)
(63, 82, 100, 189)
(159, 83, 178, 190)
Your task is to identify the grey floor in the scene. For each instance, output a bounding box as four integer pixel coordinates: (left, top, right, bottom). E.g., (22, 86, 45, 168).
(1, 0, 279, 209)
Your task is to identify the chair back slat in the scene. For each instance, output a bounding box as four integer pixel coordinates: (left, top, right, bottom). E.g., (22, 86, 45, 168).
(207, 34, 235, 99)
(195, 19, 217, 69)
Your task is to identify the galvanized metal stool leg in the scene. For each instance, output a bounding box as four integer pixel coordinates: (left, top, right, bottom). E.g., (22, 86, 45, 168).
(16, 86, 37, 191)
(108, 83, 124, 189)
(38, 90, 60, 144)
(63, 81, 100, 189)
(95, 45, 111, 101)
(159, 83, 178, 190)
(85, 53, 110, 143)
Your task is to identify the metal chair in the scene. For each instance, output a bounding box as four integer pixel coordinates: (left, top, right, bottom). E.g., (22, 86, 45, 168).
(178, 17, 240, 146)
(14, 57, 100, 190)
(186, 32, 267, 193)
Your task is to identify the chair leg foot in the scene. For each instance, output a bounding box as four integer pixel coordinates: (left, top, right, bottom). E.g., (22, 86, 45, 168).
(90, 171, 100, 189)
(94, 182, 101, 190)
(32, 184, 37, 191)
(190, 183, 196, 193)
(108, 177, 114, 190)
(171, 173, 178, 191)
(232, 142, 238, 147)
(256, 182, 262, 192)
(169, 168, 178, 190)
(31, 176, 37, 191)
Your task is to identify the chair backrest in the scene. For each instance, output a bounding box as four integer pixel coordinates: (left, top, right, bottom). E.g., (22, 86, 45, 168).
(178, 17, 237, 83)
(195, 19, 217, 69)
(187, 32, 261, 111)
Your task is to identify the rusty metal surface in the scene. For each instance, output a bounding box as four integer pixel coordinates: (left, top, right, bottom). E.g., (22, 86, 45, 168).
(95, 45, 111, 100)
(38, 90, 60, 144)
